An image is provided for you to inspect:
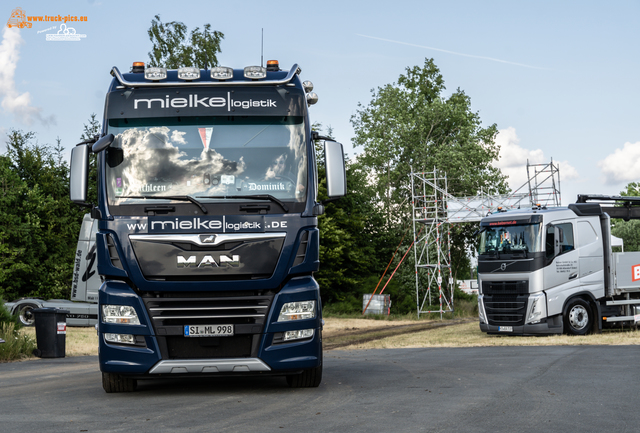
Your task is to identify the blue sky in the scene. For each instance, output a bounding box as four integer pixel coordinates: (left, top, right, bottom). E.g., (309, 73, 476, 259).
(1, 0, 639, 205)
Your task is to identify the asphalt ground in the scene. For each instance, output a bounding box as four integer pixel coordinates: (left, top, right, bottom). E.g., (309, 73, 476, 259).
(1, 346, 639, 432)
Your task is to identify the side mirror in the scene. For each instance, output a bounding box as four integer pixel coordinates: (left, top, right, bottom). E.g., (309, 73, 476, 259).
(324, 141, 346, 198)
(70, 144, 90, 204)
(92, 133, 114, 153)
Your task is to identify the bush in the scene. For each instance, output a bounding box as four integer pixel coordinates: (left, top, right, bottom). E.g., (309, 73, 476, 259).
(0, 300, 35, 361)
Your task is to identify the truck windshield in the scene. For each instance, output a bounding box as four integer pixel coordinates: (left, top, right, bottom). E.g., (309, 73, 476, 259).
(478, 223, 542, 255)
(105, 116, 307, 205)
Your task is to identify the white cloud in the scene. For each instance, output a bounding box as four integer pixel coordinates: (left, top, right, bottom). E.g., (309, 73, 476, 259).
(493, 127, 578, 191)
(598, 141, 640, 185)
(0, 27, 55, 126)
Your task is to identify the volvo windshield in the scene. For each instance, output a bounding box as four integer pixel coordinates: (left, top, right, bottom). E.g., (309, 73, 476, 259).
(105, 116, 307, 206)
(478, 223, 543, 255)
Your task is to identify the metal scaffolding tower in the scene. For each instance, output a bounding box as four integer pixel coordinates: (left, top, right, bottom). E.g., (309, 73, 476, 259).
(410, 160, 562, 317)
(411, 169, 453, 318)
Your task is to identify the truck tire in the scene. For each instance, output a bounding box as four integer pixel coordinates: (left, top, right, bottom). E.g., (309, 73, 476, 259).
(102, 372, 137, 393)
(17, 303, 38, 327)
(564, 298, 592, 336)
(286, 364, 323, 388)
(286, 349, 322, 388)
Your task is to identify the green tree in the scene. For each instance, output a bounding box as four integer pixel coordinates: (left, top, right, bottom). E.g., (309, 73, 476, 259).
(350, 58, 507, 310)
(312, 125, 397, 308)
(148, 15, 224, 69)
(0, 130, 82, 301)
(611, 182, 640, 251)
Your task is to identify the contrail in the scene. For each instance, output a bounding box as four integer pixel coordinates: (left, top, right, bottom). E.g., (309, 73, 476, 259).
(357, 34, 550, 70)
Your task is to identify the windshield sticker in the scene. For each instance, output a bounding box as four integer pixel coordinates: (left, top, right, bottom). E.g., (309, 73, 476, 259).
(198, 127, 212, 149)
(115, 177, 123, 195)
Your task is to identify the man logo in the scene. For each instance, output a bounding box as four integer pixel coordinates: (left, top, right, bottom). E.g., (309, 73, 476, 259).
(200, 234, 217, 244)
(177, 255, 240, 268)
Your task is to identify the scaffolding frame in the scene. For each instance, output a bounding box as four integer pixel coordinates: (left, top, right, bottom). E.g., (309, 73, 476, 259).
(411, 169, 453, 318)
(410, 160, 562, 317)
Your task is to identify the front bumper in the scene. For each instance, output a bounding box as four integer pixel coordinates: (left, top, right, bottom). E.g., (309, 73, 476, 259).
(479, 314, 563, 335)
(98, 276, 323, 377)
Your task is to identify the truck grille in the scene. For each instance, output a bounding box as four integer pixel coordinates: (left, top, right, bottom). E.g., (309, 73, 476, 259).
(482, 280, 528, 295)
(142, 291, 274, 327)
(483, 294, 528, 326)
(141, 291, 275, 360)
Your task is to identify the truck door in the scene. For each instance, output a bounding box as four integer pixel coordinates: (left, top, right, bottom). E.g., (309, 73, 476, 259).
(543, 221, 580, 292)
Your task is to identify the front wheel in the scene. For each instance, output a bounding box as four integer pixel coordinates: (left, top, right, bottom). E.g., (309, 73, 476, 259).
(564, 298, 592, 336)
(102, 372, 137, 393)
(286, 347, 322, 388)
(286, 364, 323, 388)
(17, 303, 38, 327)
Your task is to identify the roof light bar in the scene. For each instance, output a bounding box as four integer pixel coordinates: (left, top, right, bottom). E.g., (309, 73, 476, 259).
(211, 66, 233, 80)
(145, 67, 167, 81)
(244, 66, 266, 80)
(111, 63, 301, 87)
(177, 67, 200, 80)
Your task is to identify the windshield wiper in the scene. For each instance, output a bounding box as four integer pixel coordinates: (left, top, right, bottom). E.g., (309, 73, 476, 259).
(124, 195, 208, 214)
(197, 194, 289, 213)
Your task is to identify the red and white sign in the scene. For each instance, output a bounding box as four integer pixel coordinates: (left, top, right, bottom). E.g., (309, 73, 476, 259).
(632, 265, 640, 282)
(57, 322, 67, 335)
(198, 127, 213, 149)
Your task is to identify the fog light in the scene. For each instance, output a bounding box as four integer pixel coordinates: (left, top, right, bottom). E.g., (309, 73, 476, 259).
(104, 333, 135, 345)
(144, 67, 167, 80)
(102, 305, 140, 325)
(284, 329, 314, 341)
(278, 301, 316, 321)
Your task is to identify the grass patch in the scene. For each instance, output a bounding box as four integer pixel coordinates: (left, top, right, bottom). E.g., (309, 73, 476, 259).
(340, 321, 640, 350)
(0, 323, 36, 362)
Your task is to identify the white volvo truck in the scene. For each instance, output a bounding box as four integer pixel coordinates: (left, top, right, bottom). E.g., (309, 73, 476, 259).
(4, 214, 100, 326)
(477, 195, 640, 335)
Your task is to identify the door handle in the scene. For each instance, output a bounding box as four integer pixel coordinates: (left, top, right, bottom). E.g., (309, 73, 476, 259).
(569, 272, 578, 280)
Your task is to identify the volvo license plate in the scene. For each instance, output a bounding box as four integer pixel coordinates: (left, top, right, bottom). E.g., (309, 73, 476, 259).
(498, 326, 513, 332)
(184, 324, 234, 337)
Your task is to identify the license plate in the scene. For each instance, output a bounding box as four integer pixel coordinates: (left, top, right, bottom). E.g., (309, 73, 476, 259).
(184, 324, 234, 337)
(498, 326, 513, 332)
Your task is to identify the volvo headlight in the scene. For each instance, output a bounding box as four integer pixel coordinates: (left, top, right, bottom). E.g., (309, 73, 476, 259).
(102, 305, 140, 325)
(278, 301, 316, 322)
(526, 293, 547, 324)
(478, 295, 487, 324)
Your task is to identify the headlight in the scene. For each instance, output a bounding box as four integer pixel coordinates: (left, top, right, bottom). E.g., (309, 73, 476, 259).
(526, 293, 547, 324)
(478, 295, 487, 324)
(278, 301, 316, 322)
(102, 305, 140, 325)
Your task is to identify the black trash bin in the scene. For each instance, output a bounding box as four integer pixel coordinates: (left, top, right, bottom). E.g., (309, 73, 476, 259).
(32, 308, 68, 358)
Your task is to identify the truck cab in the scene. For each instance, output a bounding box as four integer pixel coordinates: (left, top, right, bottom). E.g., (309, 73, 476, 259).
(70, 62, 346, 391)
(477, 204, 607, 335)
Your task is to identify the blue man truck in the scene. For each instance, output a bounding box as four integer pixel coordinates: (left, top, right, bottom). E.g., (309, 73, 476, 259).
(69, 61, 346, 392)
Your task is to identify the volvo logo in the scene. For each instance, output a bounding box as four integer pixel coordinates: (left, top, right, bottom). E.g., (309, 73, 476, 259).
(500, 263, 507, 271)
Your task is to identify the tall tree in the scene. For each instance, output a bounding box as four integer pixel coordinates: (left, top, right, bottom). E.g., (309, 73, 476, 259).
(351, 59, 508, 307)
(0, 130, 83, 300)
(611, 182, 640, 252)
(148, 15, 224, 69)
